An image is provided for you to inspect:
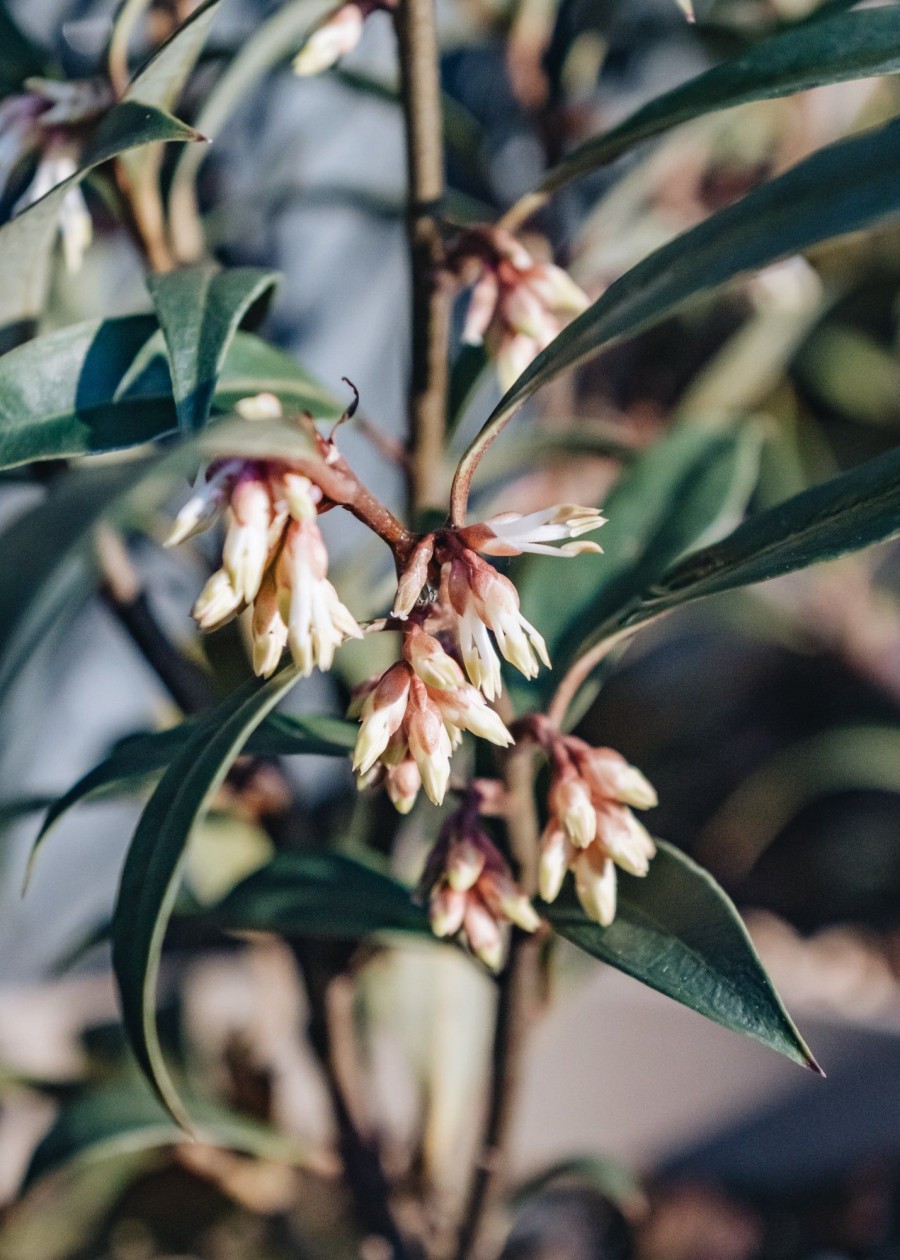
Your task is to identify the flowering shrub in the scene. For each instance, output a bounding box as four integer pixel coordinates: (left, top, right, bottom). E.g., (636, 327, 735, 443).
(4, 0, 900, 1253)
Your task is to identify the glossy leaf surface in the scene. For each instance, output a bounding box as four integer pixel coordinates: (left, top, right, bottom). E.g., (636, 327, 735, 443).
(549, 840, 818, 1070)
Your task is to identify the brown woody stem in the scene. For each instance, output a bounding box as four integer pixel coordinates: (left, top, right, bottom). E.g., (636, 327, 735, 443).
(396, 0, 451, 519)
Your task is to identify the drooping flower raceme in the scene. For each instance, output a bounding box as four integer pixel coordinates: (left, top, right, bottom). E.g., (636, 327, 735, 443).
(0, 77, 113, 271)
(166, 397, 361, 678)
(390, 507, 605, 701)
(536, 734, 658, 926)
(419, 806, 540, 970)
(351, 625, 513, 809)
(453, 226, 590, 390)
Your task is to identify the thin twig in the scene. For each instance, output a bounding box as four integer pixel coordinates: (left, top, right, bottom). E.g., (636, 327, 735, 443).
(453, 748, 542, 1260)
(395, 0, 452, 519)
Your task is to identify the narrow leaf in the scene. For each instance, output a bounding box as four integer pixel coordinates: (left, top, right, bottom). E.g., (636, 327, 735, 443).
(549, 840, 819, 1071)
(209, 851, 430, 938)
(636, 442, 900, 620)
(518, 7, 900, 211)
(0, 102, 200, 328)
(24, 1082, 314, 1190)
(147, 265, 280, 432)
(125, 0, 226, 111)
(515, 424, 761, 706)
(457, 115, 900, 496)
(29, 712, 356, 873)
(111, 668, 300, 1127)
(0, 317, 339, 471)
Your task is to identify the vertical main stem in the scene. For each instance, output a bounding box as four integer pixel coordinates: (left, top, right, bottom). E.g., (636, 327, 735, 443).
(396, 0, 451, 519)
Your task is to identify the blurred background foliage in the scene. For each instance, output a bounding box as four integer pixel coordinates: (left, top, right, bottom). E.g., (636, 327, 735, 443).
(6, 0, 900, 1254)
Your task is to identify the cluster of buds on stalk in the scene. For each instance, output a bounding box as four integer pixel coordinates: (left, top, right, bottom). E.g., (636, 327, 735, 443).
(166, 394, 361, 677)
(391, 506, 605, 701)
(351, 624, 513, 811)
(293, 0, 388, 75)
(0, 77, 113, 270)
(448, 226, 590, 390)
(418, 792, 540, 970)
(520, 718, 657, 926)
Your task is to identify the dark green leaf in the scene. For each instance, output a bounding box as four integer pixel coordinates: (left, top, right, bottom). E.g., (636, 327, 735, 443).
(458, 115, 900, 489)
(525, 7, 900, 206)
(514, 424, 761, 707)
(0, 317, 339, 471)
(24, 1082, 313, 1190)
(0, 102, 200, 328)
(147, 265, 280, 433)
(209, 850, 429, 938)
(549, 840, 819, 1071)
(125, 0, 225, 111)
(112, 668, 300, 1127)
(28, 711, 356, 875)
(636, 442, 900, 620)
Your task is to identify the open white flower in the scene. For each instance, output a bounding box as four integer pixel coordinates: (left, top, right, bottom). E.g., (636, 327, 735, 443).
(476, 504, 606, 558)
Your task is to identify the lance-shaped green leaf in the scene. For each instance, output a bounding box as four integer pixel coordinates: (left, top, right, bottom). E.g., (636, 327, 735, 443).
(167, 0, 337, 259)
(0, 317, 340, 471)
(23, 1082, 315, 1190)
(147, 265, 280, 433)
(112, 668, 300, 1128)
(548, 840, 819, 1071)
(511, 6, 900, 218)
(0, 418, 318, 731)
(29, 712, 356, 874)
(513, 424, 761, 707)
(454, 115, 900, 504)
(0, 102, 200, 328)
(208, 851, 430, 939)
(125, 0, 226, 110)
(633, 441, 900, 622)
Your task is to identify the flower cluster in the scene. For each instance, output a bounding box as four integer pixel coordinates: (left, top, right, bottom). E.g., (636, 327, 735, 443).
(537, 735, 658, 926)
(0, 77, 112, 271)
(351, 625, 512, 811)
(293, 0, 385, 75)
(420, 804, 540, 970)
(166, 396, 361, 677)
(453, 226, 590, 389)
(391, 506, 605, 701)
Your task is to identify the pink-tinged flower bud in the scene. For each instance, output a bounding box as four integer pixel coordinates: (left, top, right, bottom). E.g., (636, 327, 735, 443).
(550, 776, 596, 848)
(352, 663, 412, 774)
(223, 472, 273, 602)
(503, 279, 554, 341)
(446, 836, 485, 892)
(280, 472, 320, 522)
(346, 675, 379, 719)
(496, 330, 542, 392)
(538, 824, 573, 904)
(404, 625, 465, 691)
(573, 847, 617, 927)
(406, 678, 452, 806)
(429, 685, 513, 748)
(165, 460, 243, 547)
(192, 568, 243, 631)
(525, 263, 590, 316)
(463, 897, 505, 971)
(385, 758, 421, 814)
(461, 270, 500, 346)
(576, 745, 658, 809)
(276, 519, 362, 676)
(251, 569, 289, 678)
(596, 802, 656, 877)
(235, 392, 283, 422)
(479, 870, 542, 932)
(392, 534, 435, 619)
(293, 2, 365, 75)
(448, 550, 548, 695)
(475, 504, 606, 559)
(430, 885, 468, 938)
